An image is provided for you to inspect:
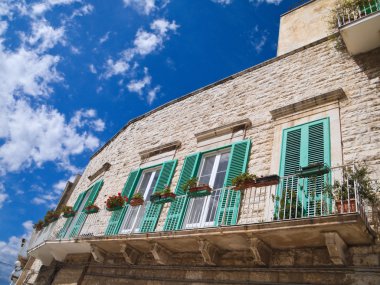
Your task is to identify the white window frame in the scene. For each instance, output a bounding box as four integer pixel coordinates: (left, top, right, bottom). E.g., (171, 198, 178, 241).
(120, 166, 161, 234)
(184, 149, 230, 229)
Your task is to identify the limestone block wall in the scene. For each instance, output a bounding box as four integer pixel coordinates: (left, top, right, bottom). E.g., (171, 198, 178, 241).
(277, 0, 338, 55)
(64, 39, 380, 236)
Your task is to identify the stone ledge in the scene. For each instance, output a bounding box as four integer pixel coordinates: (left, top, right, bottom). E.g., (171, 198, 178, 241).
(88, 163, 111, 181)
(270, 88, 346, 120)
(195, 119, 252, 142)
(138, 141, 181, 159)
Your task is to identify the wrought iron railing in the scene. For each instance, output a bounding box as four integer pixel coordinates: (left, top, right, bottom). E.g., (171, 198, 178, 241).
(27, 164, 375, 252)
(337, 0, 380, 28)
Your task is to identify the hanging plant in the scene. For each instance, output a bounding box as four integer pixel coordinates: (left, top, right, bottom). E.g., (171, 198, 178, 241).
(84, 204, 100, 214)
(61, 206, 76, 218)
(33, 220, 44, 232)
(130, 193, 144, 207)
(44, 209, 61, 224)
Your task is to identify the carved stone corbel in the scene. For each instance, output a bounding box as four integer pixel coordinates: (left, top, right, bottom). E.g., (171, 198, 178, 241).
(198, 239, 219, 265)
(151, 243, 172, 265)
(120, 244, 140, 265)
(249, 237, 272, 266)
(324, 232, 347, 265)
(90, 244, 106, 263)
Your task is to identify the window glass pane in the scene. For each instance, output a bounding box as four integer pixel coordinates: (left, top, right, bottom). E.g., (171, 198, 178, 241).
(199, 175, 211, 185)
(146, 170, 160, 197)
(217, 152, 230, 172)
(137, 172, 151, 194)
(201, 156, 215, 176)
(213, 171, 226, 189)
(187, 198, 206, 225)
(205, 190, 221, 222)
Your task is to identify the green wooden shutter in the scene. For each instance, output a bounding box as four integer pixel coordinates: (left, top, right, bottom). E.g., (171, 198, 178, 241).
(139, 160, 178, 233)
(278, 118, 331, 218)
(215, 140, 251, 226)
(104, 169, 142, 236)
(68, 180, 104, 238)
(57, 191, 86, 238)
(163, 153, 201, 231)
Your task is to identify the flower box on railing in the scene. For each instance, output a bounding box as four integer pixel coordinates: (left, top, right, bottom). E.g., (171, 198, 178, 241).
(336, 199, 356, 213)
(150, 192, 161, 203)
(154, 193, 176, 204)
(106, 205, 123, 212)
(63, 212, 75, 218)
(130, 198, 144, 207)
(296, 163, 330, 178)
(84, 205, 99, 214)
(187, 185, 212, 198)
(254, 175, 280, 187)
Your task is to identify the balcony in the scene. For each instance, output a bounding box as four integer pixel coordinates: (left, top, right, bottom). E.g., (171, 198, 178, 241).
(337, 0, 380, 55)
(27, 165, 376, 266)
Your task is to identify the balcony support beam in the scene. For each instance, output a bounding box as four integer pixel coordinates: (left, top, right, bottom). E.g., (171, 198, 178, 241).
(324, 232, 347, 265)
(120, 244, 140, 265)
(151, 243, 172, 265)
(90, 244, 106, 263)
(249, 237, 272, 266)
(198, 239, 219, 265)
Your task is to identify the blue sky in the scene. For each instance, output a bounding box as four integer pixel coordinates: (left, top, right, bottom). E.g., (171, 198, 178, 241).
(0, 0, 292, 282)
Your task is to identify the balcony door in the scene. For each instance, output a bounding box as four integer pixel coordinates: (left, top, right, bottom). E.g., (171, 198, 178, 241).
(184, 150, 230, 229)
(120, 167, 161, 234)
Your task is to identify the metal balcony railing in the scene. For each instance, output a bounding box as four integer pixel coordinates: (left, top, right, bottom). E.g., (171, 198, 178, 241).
(27, 164, 375, 253)
(337, 0, 380, 28)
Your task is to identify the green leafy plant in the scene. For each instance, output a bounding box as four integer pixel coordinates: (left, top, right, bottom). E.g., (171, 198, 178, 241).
(132, 192, 144, 200)
(232, 172, 256, 189)
(328, 165, 378, 205)
(273, 189, 303, 220)
(33, 220, 44, 231)
(181, 177, 198, 192)
(161, 185, 171, 195)
(44, 209, 61, 224)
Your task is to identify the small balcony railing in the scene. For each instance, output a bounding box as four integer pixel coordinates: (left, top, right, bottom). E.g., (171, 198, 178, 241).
(27, 164, 375, 253)
(337, 0, 380, 27)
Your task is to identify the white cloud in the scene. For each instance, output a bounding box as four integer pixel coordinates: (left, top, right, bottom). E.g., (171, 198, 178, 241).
(151, 18, 179, 35)
(147, 86, 160, 105)
(99, 31, 110, 44)
(123, 0, 157, 15)
(249, 26, 269, 54)
(211, 0, 233, 4)
(0, 2, 104, 175)
(104, 59, 130, 78)
(0, 183, 9, 209)
(0, 220, 33, 282)
(24, 21, 66, 53)
(89, 64, 97, 74)
(70, 4, 94, 18)
(127, 71, 152, 95)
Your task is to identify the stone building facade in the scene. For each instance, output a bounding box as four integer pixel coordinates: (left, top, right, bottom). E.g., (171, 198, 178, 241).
(18, 0, 380, 284)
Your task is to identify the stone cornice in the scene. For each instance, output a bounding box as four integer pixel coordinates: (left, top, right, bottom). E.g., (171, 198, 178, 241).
(138, 141, 181, 159)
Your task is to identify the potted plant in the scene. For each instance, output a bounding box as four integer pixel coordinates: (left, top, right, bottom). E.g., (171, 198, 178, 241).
(255, 175, 280, 187)
(182, 177, 212, 198)
(44, 209, 61, 224)
(330, 165, 378, 213)
(154, 186, 176, 204)
(61, 206, 75, 218)
(296, 162, 330, 178)
(105, 193, 128, 211)
(84, 204, 99, 214)
(130, 193, 144, 207)
(232, 172, 257, 190)
(33, 220, 44, 232)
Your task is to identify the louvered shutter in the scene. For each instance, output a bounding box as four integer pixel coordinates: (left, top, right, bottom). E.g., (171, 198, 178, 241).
(278, 118, 330, 218)
(68, 180, 104, 238)
(57, 191, 86, 238)
(104, 169, 142, 236)
(139, 160, 177, 233)
(215, 140, 251, 226)
(163, 153, 201, 231)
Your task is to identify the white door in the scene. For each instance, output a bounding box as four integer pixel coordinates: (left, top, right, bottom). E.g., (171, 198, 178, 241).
(184, 150, 230, 229)
(120, 167, 161, 234)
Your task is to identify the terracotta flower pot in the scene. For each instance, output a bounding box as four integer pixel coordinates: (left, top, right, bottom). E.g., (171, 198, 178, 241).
(335, 199, 356, 213)
(130, 198, 144, 207)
